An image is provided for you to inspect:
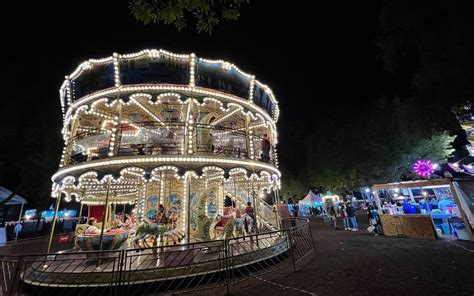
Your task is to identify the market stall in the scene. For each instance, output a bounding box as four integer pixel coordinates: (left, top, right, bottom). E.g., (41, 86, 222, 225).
(372, 178, 474, 241)
(298, 190, 323, 216)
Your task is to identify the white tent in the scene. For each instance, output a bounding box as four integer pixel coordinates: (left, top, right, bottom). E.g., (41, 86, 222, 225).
(299, 190, 323, 205)
(298, 191, 323, 216)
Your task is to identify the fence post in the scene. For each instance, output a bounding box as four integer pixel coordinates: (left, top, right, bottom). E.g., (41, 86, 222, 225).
(115, 249, 126, 296)
(307, 219, 316, 251)
(7, 256, 23, 296)
(224, 239, 230, 295)
(288, 230, 296, 272)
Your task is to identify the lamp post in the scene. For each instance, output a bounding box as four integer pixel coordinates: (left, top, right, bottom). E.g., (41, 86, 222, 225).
(46, 189, 62, 254)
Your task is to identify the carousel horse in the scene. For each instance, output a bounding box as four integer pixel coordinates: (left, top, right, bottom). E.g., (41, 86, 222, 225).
(162, 229, 186, 245)
(210, 210, 236, 239)
(223, 215, 235, 238)
(133, 221, 167, 249)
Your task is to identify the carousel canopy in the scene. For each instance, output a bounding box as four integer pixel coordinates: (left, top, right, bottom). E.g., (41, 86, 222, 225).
(0, 187, 28, 205)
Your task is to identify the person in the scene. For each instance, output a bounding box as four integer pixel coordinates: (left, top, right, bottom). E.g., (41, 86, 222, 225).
(314, 206, 320, 216)
(293, 203, 299, 217)
(244, 202, 255, 220)
(260, 133, 271, 163)
(84, 217, 101, 235)
(243, 212, 255, 238)
(327, 203, 337, 230)
(346, 202, 358, 231)
(124, 214, 135, 233)
(367, 205, 376, 226)
(14, 222, 23, 243)
(339, 204, 350, 230)
(112, 215, 124, 229)
(224, 195, 233, 208)
(419, 199, 432, 214)
(157, 204, 167, 224)
(429, 197, 439, 209)
(438, 196, 455, 213)
(367, 205, 382, 236)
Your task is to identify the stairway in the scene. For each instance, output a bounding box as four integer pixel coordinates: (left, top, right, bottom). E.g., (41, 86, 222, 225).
(224, 190, 278, 231)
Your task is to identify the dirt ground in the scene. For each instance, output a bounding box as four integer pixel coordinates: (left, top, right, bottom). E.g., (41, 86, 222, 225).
(1, 215, 473, 296)
(188, 214, 474, 296)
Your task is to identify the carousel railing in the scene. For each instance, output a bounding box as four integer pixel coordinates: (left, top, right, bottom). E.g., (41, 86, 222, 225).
(63, 124, 277, 167)
(0, 219, 313, 296)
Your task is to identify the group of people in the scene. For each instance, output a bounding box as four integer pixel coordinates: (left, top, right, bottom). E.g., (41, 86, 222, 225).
(308, 205, 325, 216)
(383, 195, 456, 215)
(84, 214, 135, 235)
(326, 201, 359, 231)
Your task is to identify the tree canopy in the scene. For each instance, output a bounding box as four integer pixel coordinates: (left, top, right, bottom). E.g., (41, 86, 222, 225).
(129, 0, 249, 34)
(279, 0, 473, 195)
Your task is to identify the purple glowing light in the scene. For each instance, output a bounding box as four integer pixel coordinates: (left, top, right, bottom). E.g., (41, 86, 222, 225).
(413, 160, 434, 177)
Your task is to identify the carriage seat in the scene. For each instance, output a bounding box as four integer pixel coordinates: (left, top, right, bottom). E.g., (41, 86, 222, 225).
(215, 216, 230, 230)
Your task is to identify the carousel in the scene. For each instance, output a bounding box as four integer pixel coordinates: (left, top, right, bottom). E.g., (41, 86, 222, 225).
(47, 49, 282, 255)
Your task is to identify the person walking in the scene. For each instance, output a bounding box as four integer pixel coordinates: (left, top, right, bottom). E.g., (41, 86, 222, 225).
(14, 222, 23, 243)
(339, 204, 350, 230)
(244, 201, 256, 229)
(327, 203, 338, 230)
(346, 202, 358, 231)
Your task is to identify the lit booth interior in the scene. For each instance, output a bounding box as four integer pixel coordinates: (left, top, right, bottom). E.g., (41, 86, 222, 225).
(372, 178, 474, 241)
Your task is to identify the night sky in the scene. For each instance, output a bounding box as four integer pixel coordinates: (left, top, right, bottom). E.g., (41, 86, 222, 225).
(1, 1, 430, 205)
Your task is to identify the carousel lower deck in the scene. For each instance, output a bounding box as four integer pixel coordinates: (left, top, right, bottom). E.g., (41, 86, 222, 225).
(21, 232, 289, 287)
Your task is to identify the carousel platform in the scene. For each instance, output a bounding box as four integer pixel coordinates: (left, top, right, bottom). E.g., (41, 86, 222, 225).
(20, 232, 289, 288)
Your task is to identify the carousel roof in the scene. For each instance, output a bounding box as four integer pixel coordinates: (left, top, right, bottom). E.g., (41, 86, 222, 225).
(60, 49, 279, 122)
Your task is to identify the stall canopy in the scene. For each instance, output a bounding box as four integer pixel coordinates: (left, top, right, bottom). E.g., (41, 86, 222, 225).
(300, 190, 323, 204)
(0, 187, 27, 205)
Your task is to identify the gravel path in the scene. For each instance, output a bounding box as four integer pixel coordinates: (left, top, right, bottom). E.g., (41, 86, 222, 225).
(187, 214, 474, 296)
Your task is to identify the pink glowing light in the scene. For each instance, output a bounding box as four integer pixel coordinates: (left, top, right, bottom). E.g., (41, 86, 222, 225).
(413, 160, 434, 177)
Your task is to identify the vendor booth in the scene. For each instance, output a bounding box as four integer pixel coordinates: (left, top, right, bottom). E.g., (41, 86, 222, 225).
(298, 190, 323, 216)
(372, 178, 474, 241)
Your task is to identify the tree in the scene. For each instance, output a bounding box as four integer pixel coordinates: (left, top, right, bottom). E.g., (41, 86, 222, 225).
(300, 97, 455, 192)
(129, 0, 249, 34)
(378, 0, 474, 112)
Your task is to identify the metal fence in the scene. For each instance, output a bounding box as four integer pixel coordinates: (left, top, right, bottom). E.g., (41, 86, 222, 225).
(0, 218, 314, 296)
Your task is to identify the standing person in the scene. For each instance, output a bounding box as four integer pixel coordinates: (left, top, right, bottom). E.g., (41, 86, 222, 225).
(346, 202, 358, 231)
(367, 205, 382, 236)
(14, 222, 23, 243)
(244, 202, 256, 235)
(260, 134, 271, 163)
(244, 202, 255, 220)
(339, 204, 350, 230)
(327, 203, 337, 230)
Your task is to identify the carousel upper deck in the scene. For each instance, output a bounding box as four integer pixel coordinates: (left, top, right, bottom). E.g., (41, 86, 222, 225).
(54, 49, 280, 183)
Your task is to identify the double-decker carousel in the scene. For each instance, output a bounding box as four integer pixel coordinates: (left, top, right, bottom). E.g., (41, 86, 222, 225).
(46, 49, 282, 258)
